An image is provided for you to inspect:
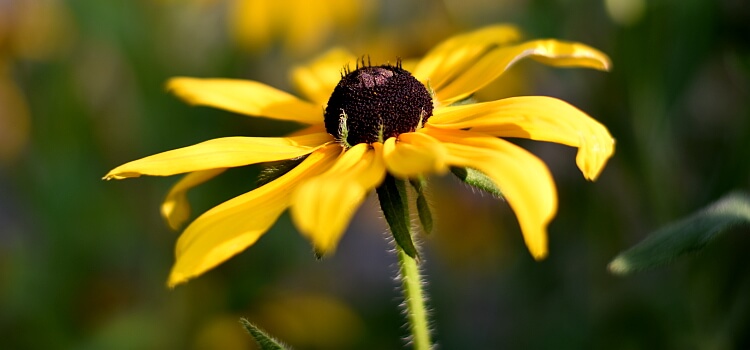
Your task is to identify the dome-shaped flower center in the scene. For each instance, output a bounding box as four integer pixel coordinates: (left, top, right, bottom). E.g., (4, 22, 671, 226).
(324, 62, 433, 146)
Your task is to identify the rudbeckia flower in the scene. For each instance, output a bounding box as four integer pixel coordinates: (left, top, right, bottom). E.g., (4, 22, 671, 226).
(105, 25, 614, 287)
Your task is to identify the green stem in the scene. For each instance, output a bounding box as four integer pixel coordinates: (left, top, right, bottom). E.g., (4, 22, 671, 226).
(376, 174, 432, 349)
(396, 241, 431, 350)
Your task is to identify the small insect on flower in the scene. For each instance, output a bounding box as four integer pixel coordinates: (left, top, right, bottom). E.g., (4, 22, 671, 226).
(104, 25, 614, 287)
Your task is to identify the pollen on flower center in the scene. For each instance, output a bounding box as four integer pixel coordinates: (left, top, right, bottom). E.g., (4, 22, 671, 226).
(324, 60, 434, 146)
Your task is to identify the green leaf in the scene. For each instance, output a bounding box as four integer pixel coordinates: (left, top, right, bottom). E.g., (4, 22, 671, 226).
(609, 191, 750, 275)
(409, 179, 433, 234)
(256, 155, 309, 187)
(239, 318, 289, 350)
(376, 174, 419, 259)
(450, 167, 503, 198)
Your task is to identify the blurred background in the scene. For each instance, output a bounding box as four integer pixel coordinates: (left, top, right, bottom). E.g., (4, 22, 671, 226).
(1, 0, 749, 349)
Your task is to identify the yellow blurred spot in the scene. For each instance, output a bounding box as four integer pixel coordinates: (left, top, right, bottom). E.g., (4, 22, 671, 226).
(5, 0, 75, 60)
(228, 0, 376, 56)
(249, 291, 365, 349)
(605, 0, 646, 26)
(0, 69, 30, 164)
(193, 315, 254, 350)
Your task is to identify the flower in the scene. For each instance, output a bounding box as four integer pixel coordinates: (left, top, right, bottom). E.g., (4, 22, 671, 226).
(228, 0, 375, 55)
(104, 25, 614, 287)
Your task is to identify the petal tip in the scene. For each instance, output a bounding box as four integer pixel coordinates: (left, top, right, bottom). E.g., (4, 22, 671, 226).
(102, 171, 133, 180)
(531, 248, 548, 261)
(166, 276, 185, 289)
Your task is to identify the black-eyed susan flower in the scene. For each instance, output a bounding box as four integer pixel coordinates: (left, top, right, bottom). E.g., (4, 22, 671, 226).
(105, 25, 614, 287)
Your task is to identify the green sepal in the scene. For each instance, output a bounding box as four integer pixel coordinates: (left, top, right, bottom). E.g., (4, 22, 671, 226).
(257, 155, 309, 187)
(450, 167, 503, 198)
(239, 318, 289, 350)
(409, 178, 433, 234)
(376, 174, 419, 260)
(609, 191, 750, 275)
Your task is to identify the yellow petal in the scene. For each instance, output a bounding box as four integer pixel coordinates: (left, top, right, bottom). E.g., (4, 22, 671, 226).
(382, 133, 449, 178)
(436, 39, 611, 104)
(103, 133, 333, 179)
(291, 48, 356, 105)
(168, 144, 342, 287)
(290, 143, 386, 254)
(424, 128, 557, 259)
(429, 96, 614, 180)
(413, 24, 522, 89)
(399, 58, 420, 73)
(161, 168, 227, 231)
(286, 123, 328, 137)
(167, 77, 322, 124)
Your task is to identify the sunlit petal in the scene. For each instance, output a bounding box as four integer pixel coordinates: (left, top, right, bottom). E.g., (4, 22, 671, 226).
(291, 49, 356, 105)
(286, 123, 328, 137)
(168, 144, 342, 287)
(429, 96, 614, 180)
(103, 133, 333, 179)
(161, 168, 227, 231)
(436, 39, 611, 105)
(423, 127, 557, 259)
(167, 77, 322, 124)
(291, 143, 386, 254)
(413, 25, 522, 87)
(383, 132, 449, 178)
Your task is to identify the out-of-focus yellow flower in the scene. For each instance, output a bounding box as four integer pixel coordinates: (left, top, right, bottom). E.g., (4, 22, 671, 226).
(248, 291, 364, 349)
(0, 0, 74, 60)
(0, 0, 74, 163)
(228, 0, 375, 55)
(105, 25, 614, 287)
(193, 315, 253, 350)
(0, 62, 30, 163)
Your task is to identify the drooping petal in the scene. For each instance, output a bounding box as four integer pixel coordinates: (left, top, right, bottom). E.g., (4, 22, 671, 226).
(167, 77, 322, 124)
(435, 39, 611, 104)
(290, 143, 386, 255)
(168, 144, 342, 287)
(412, 25, 522, 87)
(429, 96, 614, 180)
(382, 132, 449, 178)
(423, 127, 557, 259)
(103, 133, 333, 179)
(291, 48, 356, 105)
(161, 168, 227, 231)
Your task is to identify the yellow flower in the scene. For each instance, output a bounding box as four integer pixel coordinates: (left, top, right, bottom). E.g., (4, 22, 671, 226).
(104, 25, 614, 287)
(228, 0, 374, 55)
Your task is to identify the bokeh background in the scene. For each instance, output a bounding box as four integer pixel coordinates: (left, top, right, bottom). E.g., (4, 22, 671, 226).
(2, 0, 749, 349)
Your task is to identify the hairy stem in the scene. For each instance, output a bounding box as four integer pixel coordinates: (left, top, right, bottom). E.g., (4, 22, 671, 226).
(377, 174, 432, 349)
(396, 241, 431, 350)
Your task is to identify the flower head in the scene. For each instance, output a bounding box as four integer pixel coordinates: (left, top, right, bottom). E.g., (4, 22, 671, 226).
(104, 25, 614, 287)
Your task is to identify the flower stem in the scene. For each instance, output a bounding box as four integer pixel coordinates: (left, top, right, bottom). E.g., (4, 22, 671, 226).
(376, 174, 432, 349)
(396, 241, 431, 350)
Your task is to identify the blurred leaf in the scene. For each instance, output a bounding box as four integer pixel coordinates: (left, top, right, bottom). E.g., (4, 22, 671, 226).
(376, 174, 419, 259)
(239, 318, 289, 350)
(450, 166, 503, 198)
(409, 178, 433, 234)
(609, 191, 750, 275)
